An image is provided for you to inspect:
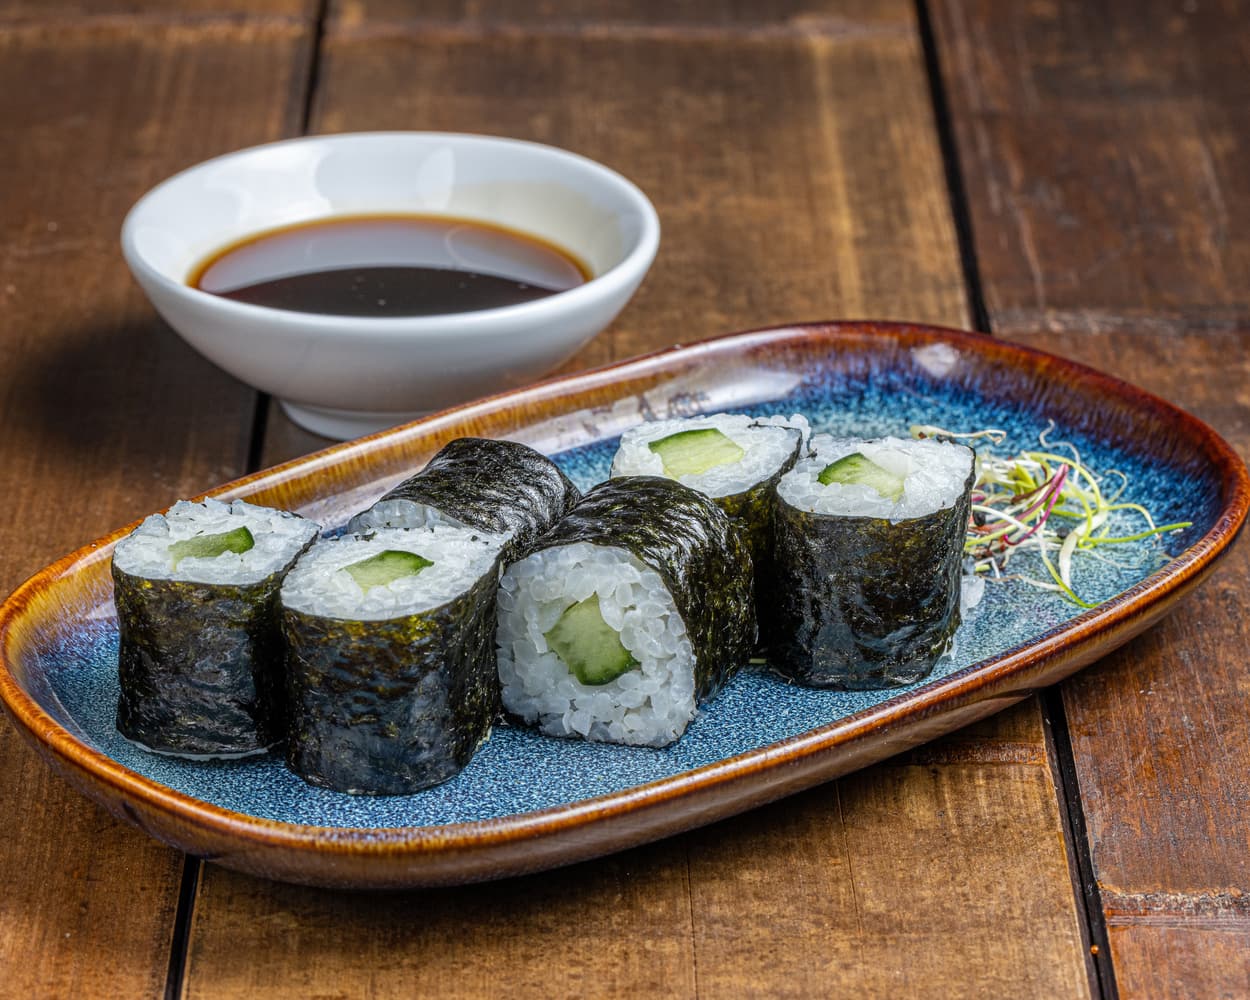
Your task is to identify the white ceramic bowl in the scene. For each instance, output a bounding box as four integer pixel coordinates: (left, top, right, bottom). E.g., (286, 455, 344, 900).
(121, 132, 660, 439)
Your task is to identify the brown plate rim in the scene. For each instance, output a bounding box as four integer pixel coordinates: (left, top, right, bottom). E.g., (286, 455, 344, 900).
(1, 320, 1247, 863)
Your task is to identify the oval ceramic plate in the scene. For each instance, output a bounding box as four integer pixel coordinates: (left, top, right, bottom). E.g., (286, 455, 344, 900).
(1, 323, 1246, 889)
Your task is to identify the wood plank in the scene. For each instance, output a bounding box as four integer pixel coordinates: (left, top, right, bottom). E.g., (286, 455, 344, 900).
(332, 0, 910, 32)
(0, 0, 313, 20)
(0, 20, 310, 572)
(931, 1, 1250, 983)
(186, 844, 698, 1000)
(261, 2, 968, 454)
(188, 743, 1088, 1000)
(930, 3, 1250, 985)
(260, 0, 1048, 763)
(931, 0, 1250, 334)
(0, 18, 311, 998)
(310, 27, 968, 362)
(1004, 329, 1250, 989)
(688, 762, 1089, 999)
(188, 7, 1095, 1000)
(1110, 925, 1250, 1000)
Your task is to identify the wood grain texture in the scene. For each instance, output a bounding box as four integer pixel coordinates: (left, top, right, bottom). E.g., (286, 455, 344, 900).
(262, 0, 968, 455)
(0, 0, 314, 20)
(186, 844, 698, 1000)
(931, 0, 1250, 335)
(209, 6, 1096, 999)
(1006, 329, 1250, 984)
(331, 0, 911, 33)
(184, 754, 1089, 1000)
(932, 2, 1250, 986)
(0, 19, 309, 578)
(688, 764, 1089, 999)
(311, 30, 968, 360)
(0, 18, 311, 998)
(1110, 925, 1250, 1000)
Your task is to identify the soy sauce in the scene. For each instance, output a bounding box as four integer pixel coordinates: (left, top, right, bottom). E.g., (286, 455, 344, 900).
(189, 215, 590, 317)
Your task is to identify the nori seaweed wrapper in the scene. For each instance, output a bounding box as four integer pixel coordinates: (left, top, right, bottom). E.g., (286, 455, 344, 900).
(532, 476, 756, 701)
(712, 425, 803, 640)
(764, 466, 974, 689)
(114, 567, 289, 756)
(351, 437, 580, 559)
(283, 569, 498, 795)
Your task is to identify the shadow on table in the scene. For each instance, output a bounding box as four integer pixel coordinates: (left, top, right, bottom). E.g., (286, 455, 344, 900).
(7, 314, 256, 463)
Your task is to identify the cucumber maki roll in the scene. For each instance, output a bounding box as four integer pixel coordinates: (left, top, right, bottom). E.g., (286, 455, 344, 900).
(348, 437, 580, 559)
(496, 477, 755, 748)
(112, 498, 319, 757)
(282, 525, 500, 794)
(609, 413, 806, 619)
(767, 436, 974, 689)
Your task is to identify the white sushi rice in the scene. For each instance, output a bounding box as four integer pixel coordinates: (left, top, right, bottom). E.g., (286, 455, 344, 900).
(610, 412, 809, 498)
(960, 572, 985, 614)
(112, 498, 319, 586)
(497, 541, 697, 748)
(779, 435, 974, 522)
(281, 525, 499, 621)
(349, 497, 469, 534)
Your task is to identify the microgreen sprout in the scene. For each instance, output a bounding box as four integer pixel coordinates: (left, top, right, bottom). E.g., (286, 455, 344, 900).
(910, 425, 1008, 446)
(912, 424, 1193, 606)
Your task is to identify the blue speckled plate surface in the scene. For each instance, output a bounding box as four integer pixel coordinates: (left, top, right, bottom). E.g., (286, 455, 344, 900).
(2, 323, 1243, 887)
(32, 348, 1204, 827)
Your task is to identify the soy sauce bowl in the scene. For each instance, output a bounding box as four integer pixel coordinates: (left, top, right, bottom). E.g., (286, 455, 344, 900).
(121, 132, 660, 439)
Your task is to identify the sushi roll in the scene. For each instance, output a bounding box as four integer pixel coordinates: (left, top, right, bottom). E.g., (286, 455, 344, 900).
(766, 435, 974, 689)
(348, 437, 580, 559)
(609, 413, 806, 617)
(282, 525, 500, 794)
(496, 477, 755, 748)
(112, 498, 319, 757)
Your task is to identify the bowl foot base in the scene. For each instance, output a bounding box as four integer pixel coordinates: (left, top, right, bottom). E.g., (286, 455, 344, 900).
(280, 401, 427, 440)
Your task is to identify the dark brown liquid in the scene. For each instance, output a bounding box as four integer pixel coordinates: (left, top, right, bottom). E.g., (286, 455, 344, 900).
(190, 215, 590, 317)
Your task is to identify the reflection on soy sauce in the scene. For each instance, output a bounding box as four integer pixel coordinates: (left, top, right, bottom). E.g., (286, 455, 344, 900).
(189, 214, 591, 317)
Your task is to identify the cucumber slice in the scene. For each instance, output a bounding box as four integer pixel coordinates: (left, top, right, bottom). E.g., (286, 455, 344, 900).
(817, 452, 905, 502)
(544, 593, 639, 686)
(647, 428, 745, 478)
(168, 526, 255, 568)
(345, 550, 433, 592)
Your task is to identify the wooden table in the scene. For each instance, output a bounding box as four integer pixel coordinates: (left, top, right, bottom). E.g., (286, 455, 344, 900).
(2, 2, 1246, 996)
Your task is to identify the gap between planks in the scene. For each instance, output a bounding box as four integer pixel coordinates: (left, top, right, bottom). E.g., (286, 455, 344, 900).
(178, 5, 1090, 999)
(915, 0, 1116, 996)
(161, 7, 328, 997)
